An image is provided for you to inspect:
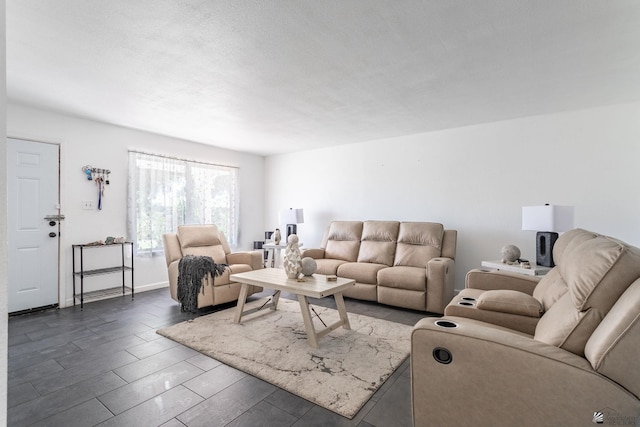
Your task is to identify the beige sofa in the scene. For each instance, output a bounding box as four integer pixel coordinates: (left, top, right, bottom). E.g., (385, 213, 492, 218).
(301, 221, 457, 314)
(411, 228, 640, 426)
(162, 224, 263, 310)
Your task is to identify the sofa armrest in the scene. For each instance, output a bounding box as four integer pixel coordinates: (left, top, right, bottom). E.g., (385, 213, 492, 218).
(300, 248, 325, 259)
(475, 290, 543, 317)
(411, 316, 640, 426)
(465, 268, 540, 295)
(226, 251, 264, 270)
(167, 260, 179, 301)
(425, 257, 455, 314)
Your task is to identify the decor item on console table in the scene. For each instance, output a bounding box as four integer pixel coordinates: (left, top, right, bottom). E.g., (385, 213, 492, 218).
(283, 234, 303, 279)
(264, 241, 303, 269)
(501, 244, 521, 263)
(273, 228, 282, 244)
(280, 208, 304, 240)
(522, 204, 574, 267)
(301, 220, 457, 314)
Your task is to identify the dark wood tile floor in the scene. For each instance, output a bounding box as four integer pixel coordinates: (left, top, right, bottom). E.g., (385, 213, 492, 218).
(8, 287, 435, 426)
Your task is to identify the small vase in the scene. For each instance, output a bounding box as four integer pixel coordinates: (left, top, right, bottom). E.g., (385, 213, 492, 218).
(284, 234, 302, 279)
(273, 228, 281, 245)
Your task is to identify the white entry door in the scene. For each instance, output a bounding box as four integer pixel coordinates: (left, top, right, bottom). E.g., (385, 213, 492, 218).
(7, 138, 61, 313)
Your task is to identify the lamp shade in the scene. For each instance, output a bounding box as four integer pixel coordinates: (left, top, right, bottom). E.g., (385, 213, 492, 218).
(522, 205, 574, 232)
(279, 208, 304, 225)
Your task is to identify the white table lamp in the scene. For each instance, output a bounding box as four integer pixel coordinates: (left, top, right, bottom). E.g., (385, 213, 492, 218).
(279, 208, 304, 239)
(522, 204, 574, 267)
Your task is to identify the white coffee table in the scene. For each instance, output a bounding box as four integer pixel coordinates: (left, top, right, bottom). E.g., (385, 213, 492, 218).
(230, 268, 355, 348)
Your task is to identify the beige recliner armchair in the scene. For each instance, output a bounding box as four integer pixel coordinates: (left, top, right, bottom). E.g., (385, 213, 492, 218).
(162, 224, 263, 310)
(412, 228, 640, 426)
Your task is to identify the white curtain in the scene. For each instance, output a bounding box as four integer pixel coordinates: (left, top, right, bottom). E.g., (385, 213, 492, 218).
(127, 151, 239, 255)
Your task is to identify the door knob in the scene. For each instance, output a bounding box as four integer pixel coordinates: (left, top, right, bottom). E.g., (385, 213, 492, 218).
(49, 232, 57, 238)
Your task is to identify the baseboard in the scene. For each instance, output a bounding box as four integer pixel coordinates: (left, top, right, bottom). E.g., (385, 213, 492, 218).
(137, 281, 170, 292)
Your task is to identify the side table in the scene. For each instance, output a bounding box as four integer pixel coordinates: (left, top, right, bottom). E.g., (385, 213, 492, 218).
(481, 260, 551, 277)
(263, 242, 303, 268)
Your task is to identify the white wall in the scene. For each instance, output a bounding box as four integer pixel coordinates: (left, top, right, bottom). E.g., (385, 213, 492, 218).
(7, 103, 265, 307)
(265, 101, 640, 292)
(1, 0, 9, 422)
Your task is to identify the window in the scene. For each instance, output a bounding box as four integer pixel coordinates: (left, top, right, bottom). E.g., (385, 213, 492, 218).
(127, 151, 239, 254)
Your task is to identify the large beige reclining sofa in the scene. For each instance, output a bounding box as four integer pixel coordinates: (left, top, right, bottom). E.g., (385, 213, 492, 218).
(411, 228, 640, 426)
(302, 221, 457, 314)
(162, 224, 264, 310)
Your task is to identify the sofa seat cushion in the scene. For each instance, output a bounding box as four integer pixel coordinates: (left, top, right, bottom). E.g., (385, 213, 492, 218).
(315, 259, 348, 275)
(377, 266, 426, 291)
(337, 262, 388, 285)
(222, 264, 252, 285)
(476, 290, 543, 317)
(205, 263, 250, 286)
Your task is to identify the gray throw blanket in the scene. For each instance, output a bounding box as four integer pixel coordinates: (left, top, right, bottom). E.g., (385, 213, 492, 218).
(177, 255, 228, 313)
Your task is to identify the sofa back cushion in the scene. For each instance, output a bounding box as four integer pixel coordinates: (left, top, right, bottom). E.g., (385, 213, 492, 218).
(177, 224, 227, 265)
(394, 222, 444, 268)
(357, 221, 400, 266)
(552, 228, 598, 267)
(532, 228, 601, 311)
(532, 268, 568, 311)
(534, 229, 640, 356)
(324, 221, 363, 262)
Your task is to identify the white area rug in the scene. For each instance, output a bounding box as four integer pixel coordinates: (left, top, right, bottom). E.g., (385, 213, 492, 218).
(157, 298, 412, 419)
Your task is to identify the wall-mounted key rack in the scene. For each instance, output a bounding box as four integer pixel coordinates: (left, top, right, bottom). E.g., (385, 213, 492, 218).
(82, 165, 111, 210)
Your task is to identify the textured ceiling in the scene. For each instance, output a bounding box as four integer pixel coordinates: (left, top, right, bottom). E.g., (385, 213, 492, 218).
(7, 1, 640, 156)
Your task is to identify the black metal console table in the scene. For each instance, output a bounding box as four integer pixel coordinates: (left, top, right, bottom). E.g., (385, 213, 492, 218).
(72, 242, 134, 310)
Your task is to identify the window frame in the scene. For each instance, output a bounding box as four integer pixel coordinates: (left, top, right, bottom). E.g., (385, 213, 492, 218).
(127, 151, 239, 255)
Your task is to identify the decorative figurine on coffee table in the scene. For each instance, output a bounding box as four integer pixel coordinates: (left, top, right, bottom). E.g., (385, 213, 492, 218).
(301, 257, 317, 276)
(284, 234, 302, 279)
